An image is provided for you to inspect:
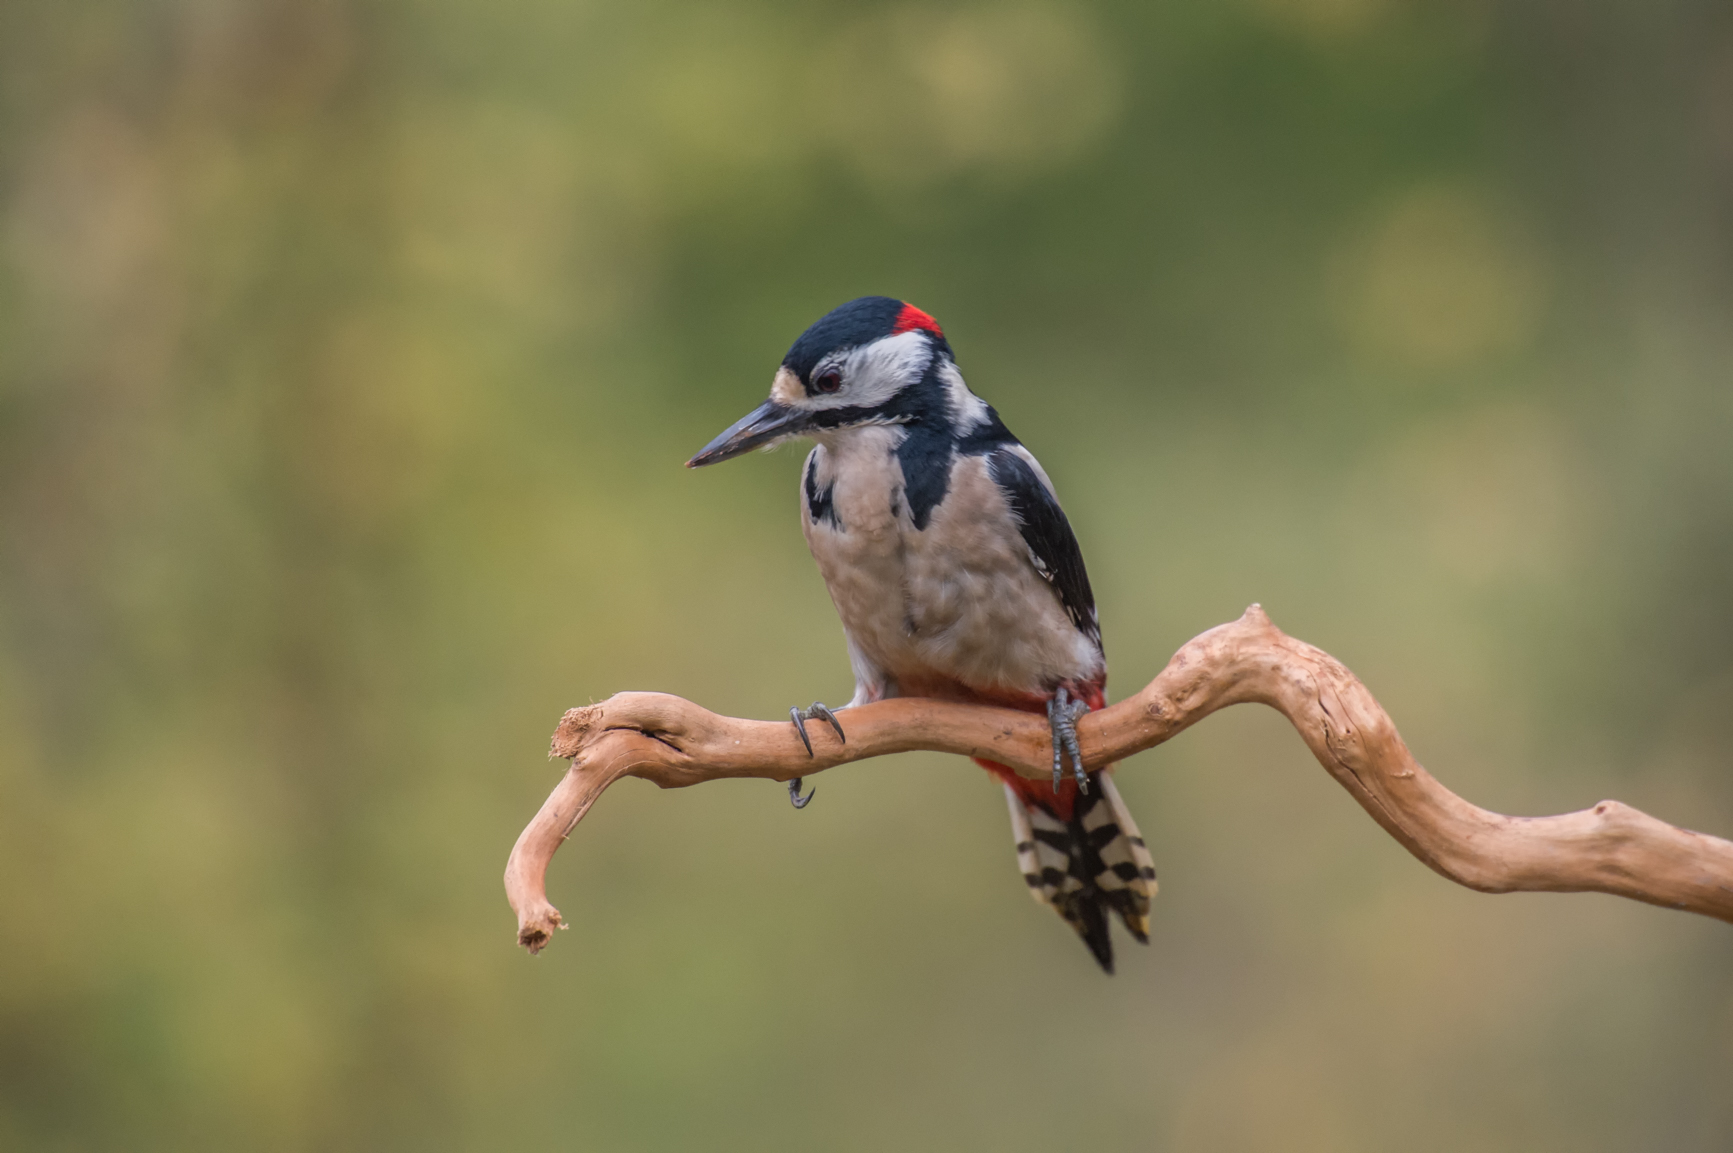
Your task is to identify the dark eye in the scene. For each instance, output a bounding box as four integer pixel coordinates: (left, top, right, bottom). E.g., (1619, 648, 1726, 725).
(813, 370, 842, 395)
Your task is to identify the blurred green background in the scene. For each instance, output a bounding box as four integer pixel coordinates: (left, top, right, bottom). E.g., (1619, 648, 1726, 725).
(2, 0, 1731, 1149)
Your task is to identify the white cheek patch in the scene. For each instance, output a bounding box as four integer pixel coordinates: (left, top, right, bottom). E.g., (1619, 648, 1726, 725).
(795, 330, 932, 412)
(940, 360, 991, 433)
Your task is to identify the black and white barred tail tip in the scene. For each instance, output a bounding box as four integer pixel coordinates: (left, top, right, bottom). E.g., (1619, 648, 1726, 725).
(1004, 770, 1157, 974)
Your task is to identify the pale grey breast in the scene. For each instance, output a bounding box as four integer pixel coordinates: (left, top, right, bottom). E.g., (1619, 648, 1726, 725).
(799, 431, 1102, 699)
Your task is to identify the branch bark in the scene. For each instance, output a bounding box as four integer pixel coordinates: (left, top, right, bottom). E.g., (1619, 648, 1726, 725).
(507, 604, 1733, 953)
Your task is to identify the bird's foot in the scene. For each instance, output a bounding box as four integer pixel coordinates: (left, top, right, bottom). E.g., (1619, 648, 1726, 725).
(1047, 687, 1090, 793)
(786, 701, 846, 809)
(789, 701, 846, 756)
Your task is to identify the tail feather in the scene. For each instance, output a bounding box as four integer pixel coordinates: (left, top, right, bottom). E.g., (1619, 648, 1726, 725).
(1091, 772, 1157, 942)
(999, 767, 1157, 973)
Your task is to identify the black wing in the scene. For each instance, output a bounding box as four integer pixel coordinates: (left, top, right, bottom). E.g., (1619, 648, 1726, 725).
(986, 449, 1101, 650)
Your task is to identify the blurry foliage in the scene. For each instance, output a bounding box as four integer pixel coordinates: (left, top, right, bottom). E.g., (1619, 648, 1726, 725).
(2, 0, 1732, 1149)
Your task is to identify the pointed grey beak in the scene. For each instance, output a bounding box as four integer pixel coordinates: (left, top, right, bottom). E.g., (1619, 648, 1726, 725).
(686, 399, 811, 467)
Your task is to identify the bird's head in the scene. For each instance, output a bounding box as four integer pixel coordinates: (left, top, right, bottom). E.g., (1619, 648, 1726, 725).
(687, 296, 955, 467)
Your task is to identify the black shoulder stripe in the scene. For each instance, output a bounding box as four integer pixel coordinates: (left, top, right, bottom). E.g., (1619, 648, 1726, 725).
(986, 449, 1100, 648)
(896, 423, 951, 531)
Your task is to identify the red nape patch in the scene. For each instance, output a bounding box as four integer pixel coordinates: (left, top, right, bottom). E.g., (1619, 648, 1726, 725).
(891, 302, 943, 338)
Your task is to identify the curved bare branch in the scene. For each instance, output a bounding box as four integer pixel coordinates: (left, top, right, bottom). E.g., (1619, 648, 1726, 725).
(507, 605, 1733, 953)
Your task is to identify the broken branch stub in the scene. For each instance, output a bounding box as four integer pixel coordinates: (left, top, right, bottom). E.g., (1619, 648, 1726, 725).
(507, 605, 1733, 953)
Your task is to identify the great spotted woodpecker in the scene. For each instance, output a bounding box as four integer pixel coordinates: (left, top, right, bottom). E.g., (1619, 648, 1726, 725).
(688, 297, 1156, 972)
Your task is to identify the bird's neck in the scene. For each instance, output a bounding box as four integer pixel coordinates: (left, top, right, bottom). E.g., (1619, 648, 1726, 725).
(811, 426, 911, 492)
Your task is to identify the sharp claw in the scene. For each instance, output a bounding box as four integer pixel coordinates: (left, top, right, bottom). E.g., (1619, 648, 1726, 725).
(809, 701, 846, 744)
(787, 701, 840, 810)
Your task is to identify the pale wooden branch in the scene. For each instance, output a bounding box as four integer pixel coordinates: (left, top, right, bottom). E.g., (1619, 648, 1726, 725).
(507, 604, 1733, 953)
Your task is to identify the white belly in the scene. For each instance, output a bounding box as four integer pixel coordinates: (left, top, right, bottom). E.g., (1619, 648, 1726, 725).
(799, 432, 1101, 701)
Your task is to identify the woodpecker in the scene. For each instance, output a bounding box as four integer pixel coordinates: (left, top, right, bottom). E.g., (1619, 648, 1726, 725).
(688, 296, 1156, 973)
